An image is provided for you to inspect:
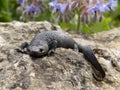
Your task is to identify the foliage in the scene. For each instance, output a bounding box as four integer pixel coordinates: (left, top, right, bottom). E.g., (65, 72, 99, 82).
(0, 0, 20, 22)
(47, 0, 118, 33)
(0, 0, 11, 22)
(0, 0, 119, 34)
(9, 0, 20, 20)
(82, 17, 112, 34)
(109, 0, 120, 27)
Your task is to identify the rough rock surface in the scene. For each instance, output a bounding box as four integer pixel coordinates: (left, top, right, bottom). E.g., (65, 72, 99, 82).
(0, 21, 120, 90)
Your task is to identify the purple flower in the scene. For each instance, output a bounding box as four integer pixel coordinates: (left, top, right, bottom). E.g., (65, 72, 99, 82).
(48, 0, 68, 14)
(107, 0, 118, 10)
(49, 0, 60, 12)
(96, 2, 106, 13)
(87, 0, 118, 14)
(59, 4, 68, 14)
(87, 6, 96, 14)
(25, 5, 41, 14)
(18, 0, 24, 6)
(102, 4, 111, 12)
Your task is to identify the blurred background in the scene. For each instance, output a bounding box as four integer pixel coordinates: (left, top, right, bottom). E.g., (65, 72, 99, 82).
(0, 0, 120, 34)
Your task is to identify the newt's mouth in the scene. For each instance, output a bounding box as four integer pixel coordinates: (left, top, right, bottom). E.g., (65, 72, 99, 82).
(29, 51, 48, 57)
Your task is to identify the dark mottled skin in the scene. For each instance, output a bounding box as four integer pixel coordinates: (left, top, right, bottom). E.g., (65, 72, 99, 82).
(17, 30, 105, 81)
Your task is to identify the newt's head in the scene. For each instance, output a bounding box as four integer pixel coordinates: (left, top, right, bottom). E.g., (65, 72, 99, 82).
(27, 42, 49, 57)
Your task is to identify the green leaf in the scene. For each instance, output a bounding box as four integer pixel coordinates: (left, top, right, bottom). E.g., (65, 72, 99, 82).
(60, 22, 74, 31)
(82, 17, 112, 34)
(0, 0, 12, 22)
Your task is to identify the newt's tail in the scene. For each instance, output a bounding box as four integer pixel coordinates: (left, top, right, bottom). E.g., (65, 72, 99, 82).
(78, 44, 105, 81)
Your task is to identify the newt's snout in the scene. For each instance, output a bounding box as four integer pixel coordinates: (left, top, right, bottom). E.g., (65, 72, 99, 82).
(27, 45, 48, 57)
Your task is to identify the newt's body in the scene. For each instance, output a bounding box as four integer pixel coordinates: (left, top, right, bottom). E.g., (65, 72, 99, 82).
(17, 30, 105, 81)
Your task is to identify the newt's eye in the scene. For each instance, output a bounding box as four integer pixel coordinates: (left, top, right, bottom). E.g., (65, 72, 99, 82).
(39, 48, 44, 52)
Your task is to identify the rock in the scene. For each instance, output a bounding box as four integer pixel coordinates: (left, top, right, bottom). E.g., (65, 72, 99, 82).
(0, 21, 120, 90)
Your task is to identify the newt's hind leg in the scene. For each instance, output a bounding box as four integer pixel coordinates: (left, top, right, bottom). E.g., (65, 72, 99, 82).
(16, 42, 29, 54)
(73, 44, 79, 52)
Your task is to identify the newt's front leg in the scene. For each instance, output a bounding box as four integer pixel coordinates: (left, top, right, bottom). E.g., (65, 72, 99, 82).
(16, 42, 29, 54)
(48, 40, 58, 56)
